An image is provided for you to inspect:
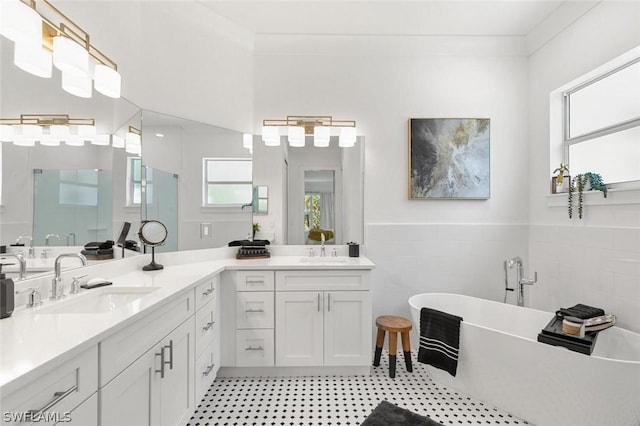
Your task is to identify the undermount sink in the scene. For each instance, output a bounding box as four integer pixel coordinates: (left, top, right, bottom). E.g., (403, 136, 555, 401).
(299, 256, 349, 264)
(37, 287, 160, 315)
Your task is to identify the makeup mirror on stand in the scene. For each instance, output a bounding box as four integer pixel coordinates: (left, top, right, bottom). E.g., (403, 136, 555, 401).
(138, 220, 168, 271)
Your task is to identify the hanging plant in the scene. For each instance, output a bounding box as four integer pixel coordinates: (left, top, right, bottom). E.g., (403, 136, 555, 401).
(568, 172, 608, 219)
(584, 172, 608, 198)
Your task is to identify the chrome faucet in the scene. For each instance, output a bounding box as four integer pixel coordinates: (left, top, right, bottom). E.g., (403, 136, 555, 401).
(1, 253, 26, 280)
(51, 253, 88, 300)
(506, 256, 537, 307)
(320, 233, 326, 257)
(45, 234, 61, 246)
(16, 236, 35, 259)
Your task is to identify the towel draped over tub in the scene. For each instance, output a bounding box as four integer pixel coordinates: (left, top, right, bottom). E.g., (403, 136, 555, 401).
(418, 307, 463, 377)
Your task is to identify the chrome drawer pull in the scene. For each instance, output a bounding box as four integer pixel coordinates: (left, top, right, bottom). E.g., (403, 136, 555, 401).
(246, 280, 264, 285)
(245, 346, 264, 351)
(165, 340, 174, 370)
(202, 287, 215, 296)
(28, 385, 77, 417)
(155, 349, 165, 378)
(202, 364, 215, 377)
(245, 308, 264, 313)
(202, 321, 215, 332)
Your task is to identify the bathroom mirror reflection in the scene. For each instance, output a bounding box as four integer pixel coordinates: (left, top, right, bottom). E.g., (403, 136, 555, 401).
(252, 136, 364, 245)
(140, 110, 253, 250)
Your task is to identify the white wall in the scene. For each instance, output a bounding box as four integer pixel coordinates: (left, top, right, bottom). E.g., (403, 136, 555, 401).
(58, 1, 254, 134)
(254, 36, 531, 320)
(527, 1, 640, 333)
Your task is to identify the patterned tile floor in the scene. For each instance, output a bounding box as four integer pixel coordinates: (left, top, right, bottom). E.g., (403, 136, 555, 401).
(188, 351, 530, 426)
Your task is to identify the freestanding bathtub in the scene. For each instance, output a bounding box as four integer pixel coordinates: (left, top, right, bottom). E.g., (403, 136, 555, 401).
(408, 293, 640, 426)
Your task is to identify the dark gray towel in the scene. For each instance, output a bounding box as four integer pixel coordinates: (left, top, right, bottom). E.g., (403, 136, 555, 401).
(418, 307, 463, 377)
(555, 303, 605, 320)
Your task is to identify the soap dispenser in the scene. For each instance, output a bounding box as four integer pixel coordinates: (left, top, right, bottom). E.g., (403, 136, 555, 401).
(0, 263, 15, 319)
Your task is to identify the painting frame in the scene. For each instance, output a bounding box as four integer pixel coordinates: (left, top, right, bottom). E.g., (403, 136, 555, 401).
(408, 118, 490, 200)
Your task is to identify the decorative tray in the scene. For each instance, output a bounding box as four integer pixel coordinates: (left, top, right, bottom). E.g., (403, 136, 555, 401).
(537, 316, 598, 355)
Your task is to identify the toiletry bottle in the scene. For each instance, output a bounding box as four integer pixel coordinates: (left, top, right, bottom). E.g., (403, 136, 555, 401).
(0, 263, 15, 319)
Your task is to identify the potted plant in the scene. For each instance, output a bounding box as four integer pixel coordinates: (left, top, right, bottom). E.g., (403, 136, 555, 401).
(567, 172, 607, 219)
(252, 222, 260, 239)
(552, 163, 570, 193)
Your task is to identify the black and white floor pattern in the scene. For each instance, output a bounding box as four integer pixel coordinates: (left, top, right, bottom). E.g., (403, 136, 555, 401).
(188, 351, 529, 426)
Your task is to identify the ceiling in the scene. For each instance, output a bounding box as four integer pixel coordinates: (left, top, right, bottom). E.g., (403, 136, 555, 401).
(197, 1, 568, 37)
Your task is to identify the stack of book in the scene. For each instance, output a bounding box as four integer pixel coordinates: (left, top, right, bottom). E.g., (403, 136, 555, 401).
(561, 314, 616, 337)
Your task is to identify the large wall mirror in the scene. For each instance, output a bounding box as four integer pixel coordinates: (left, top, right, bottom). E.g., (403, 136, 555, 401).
(140, 110, 253, 251)
(0, 37, 141, 278)
(252, 135, 364, 245)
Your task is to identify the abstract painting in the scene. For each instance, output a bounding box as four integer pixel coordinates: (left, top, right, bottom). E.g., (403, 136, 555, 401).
(409, 118, 490, 199)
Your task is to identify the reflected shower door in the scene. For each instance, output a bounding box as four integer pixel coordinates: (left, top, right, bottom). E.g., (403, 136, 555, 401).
(142, 166, 178, 252)
(33, 169, 113, 246)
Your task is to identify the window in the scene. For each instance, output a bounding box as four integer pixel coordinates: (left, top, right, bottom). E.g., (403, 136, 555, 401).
(561, 51, 640, 184)
(126, 157, 153, 205)
(304, 193, 321, 231)
(203, 158, 252, 206)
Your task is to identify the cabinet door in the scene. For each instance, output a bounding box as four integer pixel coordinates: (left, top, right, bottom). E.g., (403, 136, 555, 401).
(100, 348, 160, 426)
(324, 291, 372, 366)
(275, 291, 323, 366)
(159, 317, 195, 426)
(56, 393, 97, 426)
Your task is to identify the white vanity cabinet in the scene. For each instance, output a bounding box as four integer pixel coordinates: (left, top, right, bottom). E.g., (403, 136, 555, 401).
(234, 271, 275, 367)
(0, 346, 98, 426)
(100, 291, 195, 426)
(274, 270, 372, 367)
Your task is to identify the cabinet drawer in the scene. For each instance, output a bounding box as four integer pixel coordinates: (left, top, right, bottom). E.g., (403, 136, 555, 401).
(236, 291, 274, 329)
(195, 301, 218, 357)
(275, 270, 370, 291)
(1, 345, 98, 426)
(195, 275, 219, 312)
(195, 338, 220, 402)
(235, 270, 274, 291)
(236, 329, 274, 367)
(100, 292, 192, 386)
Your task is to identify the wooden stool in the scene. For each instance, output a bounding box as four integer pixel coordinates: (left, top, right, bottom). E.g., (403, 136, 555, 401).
(373, 315, 413, 378)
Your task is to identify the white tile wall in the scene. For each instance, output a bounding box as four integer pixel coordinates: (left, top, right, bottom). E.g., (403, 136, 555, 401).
(529, 225, 640, 334)
(366, 223, 529, 341)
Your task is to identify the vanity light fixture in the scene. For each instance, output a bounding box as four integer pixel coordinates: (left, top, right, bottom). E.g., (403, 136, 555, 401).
(0, 114, 113, 147)
(125, 126, 142, 155)
(261, 115, 357, 148)
(0, 0, 122, 98)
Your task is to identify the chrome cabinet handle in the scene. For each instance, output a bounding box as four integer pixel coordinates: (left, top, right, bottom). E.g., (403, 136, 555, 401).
(155, 349, 165, 378)
(318, 293, 320, 312)
(327, 293, 331, 312)
(246, 280, 264, 285)
(245, 346, 264, 351)
(202, 364, 215, 377)
(245, 308, 264, 313)
(165, 340, 174, 370)
(28, 385, 77, 417)
(202, 321, 215, 332)
(202, 287, 215, 296)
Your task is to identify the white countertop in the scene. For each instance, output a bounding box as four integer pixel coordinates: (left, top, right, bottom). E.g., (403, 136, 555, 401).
(0, 250, 374, 395)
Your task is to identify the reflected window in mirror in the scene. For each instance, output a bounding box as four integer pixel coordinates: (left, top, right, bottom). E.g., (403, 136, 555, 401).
(126, 157, 153, 205)
(203, 158, 252, 206)
(253, 186, 268, 214)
